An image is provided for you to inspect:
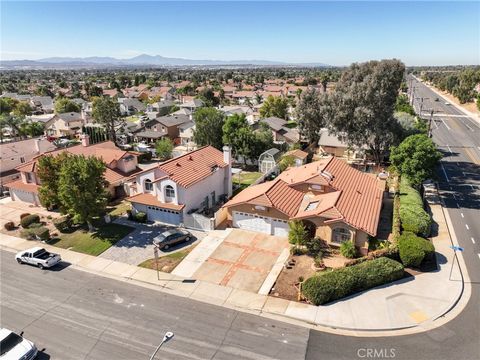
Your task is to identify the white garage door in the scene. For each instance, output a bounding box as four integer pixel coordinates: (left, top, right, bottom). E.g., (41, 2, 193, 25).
(146, 206, 182, 225)
(272, 219, 289, 237)
(232, 211, 271, 234)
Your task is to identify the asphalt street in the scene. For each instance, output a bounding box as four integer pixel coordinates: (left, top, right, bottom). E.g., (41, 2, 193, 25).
(0, 250, 310, 360)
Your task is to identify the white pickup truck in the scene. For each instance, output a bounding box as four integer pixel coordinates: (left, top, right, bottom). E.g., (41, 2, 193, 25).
(15, 247, 62, 269)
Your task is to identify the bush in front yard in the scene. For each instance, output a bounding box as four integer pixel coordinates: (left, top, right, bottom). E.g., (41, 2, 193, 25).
(288, 220, 308, 246)
(399, 179, 432, 237)
(340, 241, 357, 258)
(53, 216, 72, 233)
(302, 257, 404, 305)
(398, 232, 435, 268)
(20, 228, 35, 240)
(4, 221, 15, 231)
(135, 212, 147, 223)
(20, 213, 31, 220)
(32, 226, 50, 241)
(20, 214, 40, 228)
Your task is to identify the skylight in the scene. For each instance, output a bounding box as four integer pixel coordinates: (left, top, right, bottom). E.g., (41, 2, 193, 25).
(305, 201, 319, 211)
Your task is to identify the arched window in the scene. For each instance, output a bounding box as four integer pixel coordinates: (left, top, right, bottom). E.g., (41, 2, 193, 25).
(144, 179, 153, 192)
(165, 185, 175, 198)
(332, 227, 352, 244)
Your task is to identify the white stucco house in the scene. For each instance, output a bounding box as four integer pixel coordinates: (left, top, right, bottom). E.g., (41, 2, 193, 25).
(126, 145, 232, 226)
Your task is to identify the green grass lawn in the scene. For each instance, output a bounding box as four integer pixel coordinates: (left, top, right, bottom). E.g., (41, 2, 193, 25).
(107, 201, 131, 217)
(235, 171, 262, 185)
(50, 223, 134, 256)
(138, 247, 194, 273)
(285, 121, 298, 129)
(125, 115, 139, 123)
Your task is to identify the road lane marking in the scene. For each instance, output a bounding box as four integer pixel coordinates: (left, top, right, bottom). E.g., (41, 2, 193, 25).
(447, 145, 453, 154)
(466, 224, 469, 230)
(478, 254, 480, 260)
(461, 213, 464, 218)
(472, 238, 475, 244)
(456, 203, 460, 208)
(441, 164, 450, 182)
(462, 121, 474, 132)
(441, 119, 451, 130)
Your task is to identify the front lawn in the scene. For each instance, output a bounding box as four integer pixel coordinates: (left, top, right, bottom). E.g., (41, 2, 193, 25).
(138, 246, 196, 273)
(50, 223, 134, 256)
(107, 201, 131, 217)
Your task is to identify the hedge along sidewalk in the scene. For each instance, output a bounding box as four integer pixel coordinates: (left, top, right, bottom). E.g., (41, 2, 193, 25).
(0, 200, 466, 333)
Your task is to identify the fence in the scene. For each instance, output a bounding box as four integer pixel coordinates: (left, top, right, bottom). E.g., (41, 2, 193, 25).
(183, 212, 215, 231)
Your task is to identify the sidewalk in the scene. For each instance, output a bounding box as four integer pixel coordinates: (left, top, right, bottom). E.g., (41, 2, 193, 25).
(0, 193, 466, 333)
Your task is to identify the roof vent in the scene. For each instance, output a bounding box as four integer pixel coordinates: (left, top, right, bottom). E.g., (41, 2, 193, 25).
(356, 190, 362, 195)
(320, 170, 334, 181)
(188, 155, 193, 161)
(176, 162, 181, 167)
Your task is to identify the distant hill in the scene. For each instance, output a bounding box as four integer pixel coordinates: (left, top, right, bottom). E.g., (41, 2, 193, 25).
(0, 54, 330, 69)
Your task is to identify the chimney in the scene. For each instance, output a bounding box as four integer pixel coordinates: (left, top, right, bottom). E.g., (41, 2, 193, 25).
(81, 134, 90, 147)
(34, 138, 41, 153)
(223, 145, 233, 198)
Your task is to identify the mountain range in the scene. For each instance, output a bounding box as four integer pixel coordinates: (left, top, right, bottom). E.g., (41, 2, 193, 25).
(0, 54, 329, 69)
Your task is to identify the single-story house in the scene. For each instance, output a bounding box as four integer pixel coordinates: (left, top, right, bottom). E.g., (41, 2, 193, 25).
(222, 156, 384, 254)
(261, 116, 300, 144)
(126, 145, 232, 225)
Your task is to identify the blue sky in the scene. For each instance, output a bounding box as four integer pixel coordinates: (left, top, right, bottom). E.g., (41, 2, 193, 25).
(1, 1, 478, 65)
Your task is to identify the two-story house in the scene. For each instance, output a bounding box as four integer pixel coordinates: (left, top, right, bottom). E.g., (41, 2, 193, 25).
(127, 146, 232, 225)
(43, 112, 87, 138)
(134, 114, 191, 144)
(222, 156, 384, 255)
(5, 135, 141, 206)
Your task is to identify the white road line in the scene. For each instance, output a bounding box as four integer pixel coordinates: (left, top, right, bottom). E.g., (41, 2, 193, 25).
(452, 193, 457, 200)
(466, 224, 470, 230)
(441, 119, 451, 130)
(456, 203, 460, 208)
(441, 163, 450, 182)
(470, 184, 475, 190)
(461, 213, 464, 218)
(463, 121, 474, 132)
(478, 254, 480, 260)
(447, 144, 453, 154)
(472, 237, 476, 244)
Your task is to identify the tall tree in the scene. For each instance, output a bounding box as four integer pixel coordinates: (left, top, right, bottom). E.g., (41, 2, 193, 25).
(54, 98, 81, 114)
(193, 107, 225, 150)
(12, 101, 33, 117)
(326, 59, 405, 164)
(296, 88, 329, 144)
(260, 95, 289, 119)
(155, 138, 174, 161)
(37, 153, 68, 210)
(222, 113, 249, 158)
(92, 97, 122, 143)
(390, 134, 442, 187)
(58, 154, 108, 231)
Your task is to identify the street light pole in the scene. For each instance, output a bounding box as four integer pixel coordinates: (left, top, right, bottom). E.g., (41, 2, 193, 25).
(149, 331, 174, 360)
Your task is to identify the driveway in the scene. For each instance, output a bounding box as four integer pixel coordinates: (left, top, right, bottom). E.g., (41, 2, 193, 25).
(173, 229, 290, 293)
(0, 197, 60, 227)
(99, 217, 206, 265)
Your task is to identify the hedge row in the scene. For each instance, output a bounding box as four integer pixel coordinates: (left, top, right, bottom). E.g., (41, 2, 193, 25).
(392, 194, 401, 241)
(398, 232, 435, 268)
(399, 179, 431, 237)
(344, 245, 399, 267)
(302, 257, 404, 305)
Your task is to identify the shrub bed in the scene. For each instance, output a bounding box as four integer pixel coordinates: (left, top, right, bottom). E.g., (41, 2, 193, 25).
(302, 257, 404, 305)
(398, 232, 435, 268)
(135, 212, 147, 223)
(20, 214, 40, 228)
(399, 179, 431, 237)
(20, 226, 50, 241)
(53, 216, 72, 233)
(392, 194, 401, 241)
(20, 213, 31, 220)
(340, 241, 357, 258)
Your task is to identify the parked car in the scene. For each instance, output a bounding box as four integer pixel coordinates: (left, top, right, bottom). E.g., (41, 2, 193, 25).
(153, 229, 192, 250)
(0, 328, 38, 360)
(15, 247, 61, 269)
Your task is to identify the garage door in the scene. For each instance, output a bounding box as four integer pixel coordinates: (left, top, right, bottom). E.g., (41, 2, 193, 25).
(272, 219, 289, 237)
(232, 211, 271, 234)
(146, 206, 182, 225)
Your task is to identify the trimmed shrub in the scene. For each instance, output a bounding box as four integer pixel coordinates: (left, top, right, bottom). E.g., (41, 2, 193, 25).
(288, 220, 308, 246)
(20, 214, 40, 228)
(53, 216, 72, 233)
(398, 232, 435, 268)
(32, 226, 50, 241)
(126, 209, 133, 220)
(4, 221, 15, 231)
(399, 179, 431, 237)
(20, 213, 31, 220)
(135, 212, 147, 223)
(340, 241, 357, 258)
(20, 229, 36, 240)
(306, 237, 324, 256)
(302, 257, 404, 305)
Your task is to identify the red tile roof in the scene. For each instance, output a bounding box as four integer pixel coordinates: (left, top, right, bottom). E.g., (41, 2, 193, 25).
(157, 146, 227, 188)
(5, 179, 39, 193)
(126, 193, 185, 211)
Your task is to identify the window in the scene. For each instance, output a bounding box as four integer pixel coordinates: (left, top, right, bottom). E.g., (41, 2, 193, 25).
(20, 156, 25, 163)
(25, 173, 33, 183)
(332, 227, 352, 244)
(144, 179, 153, 192)
(165, 185, 175, 198)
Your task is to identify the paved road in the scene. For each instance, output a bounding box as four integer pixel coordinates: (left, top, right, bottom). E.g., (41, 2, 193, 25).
(0, 250, 309, 360)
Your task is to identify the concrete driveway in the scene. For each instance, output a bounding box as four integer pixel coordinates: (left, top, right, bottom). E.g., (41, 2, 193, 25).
(0, 197, 60, 227)
(99, 217, 206, 265)
(173, 229, 290, 293)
